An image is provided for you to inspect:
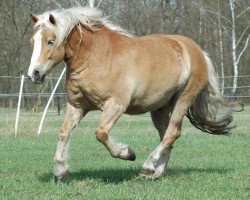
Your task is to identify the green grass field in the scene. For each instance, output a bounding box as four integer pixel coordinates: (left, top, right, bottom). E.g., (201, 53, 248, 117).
(0, 107, 249, 199)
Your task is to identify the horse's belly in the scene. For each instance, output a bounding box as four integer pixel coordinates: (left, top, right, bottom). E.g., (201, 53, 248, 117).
(125, 90, 175, 115)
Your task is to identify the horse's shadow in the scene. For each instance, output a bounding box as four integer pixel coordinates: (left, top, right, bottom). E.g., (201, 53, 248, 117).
(39, 166, 230, 184)
(39, 168, 140, 184)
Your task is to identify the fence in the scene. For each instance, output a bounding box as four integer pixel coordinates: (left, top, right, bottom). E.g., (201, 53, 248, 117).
(0, 74, 249, 136)
(0, 73, 67, 136)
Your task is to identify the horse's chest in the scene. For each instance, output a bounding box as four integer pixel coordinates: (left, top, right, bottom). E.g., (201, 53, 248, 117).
(66, 82, 85, 108)
(67, 78, 106, 110)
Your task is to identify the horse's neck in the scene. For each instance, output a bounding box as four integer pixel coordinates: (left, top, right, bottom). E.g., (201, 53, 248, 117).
(64, 26, 91, 69)
(64, 25, 115, 71)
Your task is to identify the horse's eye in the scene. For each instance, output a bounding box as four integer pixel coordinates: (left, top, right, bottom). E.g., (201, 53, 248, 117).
(48, 40, 54, 46)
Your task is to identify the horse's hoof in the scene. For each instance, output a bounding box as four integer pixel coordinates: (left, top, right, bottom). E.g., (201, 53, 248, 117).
(128, 148, 136, 161)
(54, 170, 69, 183)
(139, 169, 163, 179)
(139, 168, 156, 178)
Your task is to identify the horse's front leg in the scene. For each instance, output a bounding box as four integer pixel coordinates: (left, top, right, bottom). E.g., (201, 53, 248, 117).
(95, 98, 136, 161)
(54, 103, 86, 182)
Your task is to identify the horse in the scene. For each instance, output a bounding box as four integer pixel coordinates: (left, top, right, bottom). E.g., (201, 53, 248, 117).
(28, 6, 238, 182)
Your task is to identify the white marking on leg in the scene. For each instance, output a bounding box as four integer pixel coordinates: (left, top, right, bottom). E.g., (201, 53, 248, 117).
(28, 29, 42, 77)
(155, 150, 171, 176)
(54, 140, 69, 176)
(64, 141, 70, 165)
(142, 143, 165, 172)
(55, 141, 64, 162)
(108, 138, 130, 158)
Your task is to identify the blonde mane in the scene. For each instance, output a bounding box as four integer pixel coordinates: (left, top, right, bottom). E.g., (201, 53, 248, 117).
(35, 6, 132, 45)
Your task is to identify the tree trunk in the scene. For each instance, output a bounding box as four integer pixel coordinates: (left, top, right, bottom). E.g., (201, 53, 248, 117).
(230, 0, 238, 97)
(218, 1, 224, 94)
(199, 0, 203, 40)
(89, 0, 95, 8)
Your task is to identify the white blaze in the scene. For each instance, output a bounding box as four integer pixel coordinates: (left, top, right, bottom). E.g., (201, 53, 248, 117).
(28, 29, 42, 77)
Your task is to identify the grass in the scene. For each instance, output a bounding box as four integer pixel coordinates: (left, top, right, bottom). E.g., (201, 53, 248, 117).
(0, 107, 249, 199)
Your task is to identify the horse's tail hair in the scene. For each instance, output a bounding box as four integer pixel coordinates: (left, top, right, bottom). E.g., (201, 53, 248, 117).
(186, 52, 243, 135)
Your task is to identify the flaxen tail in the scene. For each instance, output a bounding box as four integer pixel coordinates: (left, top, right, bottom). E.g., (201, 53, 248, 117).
(186, 52, 243, 135)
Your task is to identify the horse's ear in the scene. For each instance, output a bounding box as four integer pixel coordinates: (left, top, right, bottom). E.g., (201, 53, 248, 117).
(49, 14, 56, 26)
(31, 14, 38, 24)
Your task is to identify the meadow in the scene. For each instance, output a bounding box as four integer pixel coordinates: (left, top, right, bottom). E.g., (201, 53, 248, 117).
(0, 107, 249, 199)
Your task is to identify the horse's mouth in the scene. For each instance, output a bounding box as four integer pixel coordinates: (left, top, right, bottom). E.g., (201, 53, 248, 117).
(37, 74, 46, 84)
(29, 73, 46, 84)
(36, 74, 46, 84)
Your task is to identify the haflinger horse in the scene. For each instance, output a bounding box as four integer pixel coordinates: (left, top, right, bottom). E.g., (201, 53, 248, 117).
(28, 7, 237, 182)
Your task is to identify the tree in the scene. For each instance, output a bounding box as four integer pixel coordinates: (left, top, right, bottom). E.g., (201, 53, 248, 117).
(229, 0, 250, 96)
(88, 0, 95, 7)
(0, 0, 249, 108)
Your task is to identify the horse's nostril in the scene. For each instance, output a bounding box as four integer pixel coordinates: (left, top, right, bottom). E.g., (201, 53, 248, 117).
(34, 70, 40, 79)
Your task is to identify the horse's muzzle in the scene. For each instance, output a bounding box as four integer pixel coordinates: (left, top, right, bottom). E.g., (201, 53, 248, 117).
(28, 70, 46, 84)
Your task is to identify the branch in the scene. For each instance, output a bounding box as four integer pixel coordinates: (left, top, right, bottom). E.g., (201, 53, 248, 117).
(0, 9, 12, 21)
(236, 34, 250, 65)
(96, 0, 103, 8)
(236, 6, 250, 18)
(194, 2, 231, 24)
(201, 8, 231, 24)
(20, 21, 32, 41)
(52, 0, 64, 9)
(236, 24, 250, 48)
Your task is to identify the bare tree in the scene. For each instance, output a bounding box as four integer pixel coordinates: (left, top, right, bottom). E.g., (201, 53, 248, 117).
(217, 1, 225, 94)
(229, 0, 250, 96)
(159, 0, 181, 34)
(0, 0, 249, 109)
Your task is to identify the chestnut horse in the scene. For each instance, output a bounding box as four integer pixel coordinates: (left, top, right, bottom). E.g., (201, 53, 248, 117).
(28, 7, 236, 182)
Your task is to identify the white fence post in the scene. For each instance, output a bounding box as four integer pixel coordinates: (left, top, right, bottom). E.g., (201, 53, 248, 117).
(14, 75, 25, 137)
(37, 67, 66, 136)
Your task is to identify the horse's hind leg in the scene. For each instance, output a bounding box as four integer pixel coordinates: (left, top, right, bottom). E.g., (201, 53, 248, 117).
(150, 106, 173, 176)
(95, 98, 136, 161)
(54, 103, 86, 182)
(140, 79, 205, 178)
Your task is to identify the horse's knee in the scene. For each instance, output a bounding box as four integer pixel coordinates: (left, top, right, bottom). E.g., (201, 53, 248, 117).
(58, 129, 69, 142)
(95, 126, 108, 143)
(175, 130, 181, 139)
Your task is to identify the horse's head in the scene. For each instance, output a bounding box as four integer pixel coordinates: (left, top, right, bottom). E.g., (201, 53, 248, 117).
(28, 14, 65, 84)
